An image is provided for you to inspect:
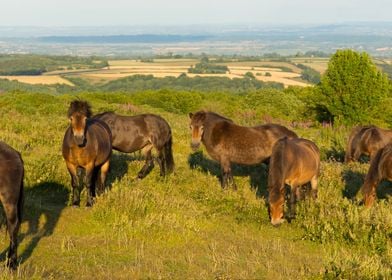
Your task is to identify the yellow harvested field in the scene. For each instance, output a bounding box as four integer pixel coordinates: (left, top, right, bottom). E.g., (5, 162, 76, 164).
(219, 61, 303, 73)
(38, 58, 318, 88)
(300, 62, 328, 73)
(290, 57, 329, 73)
(77, 62, 310, 88)
(108, 59, 198, 67)
(255, 75, 309, 87)
(0, 75, 74, 86)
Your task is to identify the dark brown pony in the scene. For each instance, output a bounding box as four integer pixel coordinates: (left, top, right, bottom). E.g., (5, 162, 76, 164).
(0, 141, 24, 269)
(360, 143, 392, 207)
(62, 101, 112, 207)
(268, 137, 320, 226)
(189, 110, 297, 189)
(93, 112, 174, 179)
(345, 125, 392, 163)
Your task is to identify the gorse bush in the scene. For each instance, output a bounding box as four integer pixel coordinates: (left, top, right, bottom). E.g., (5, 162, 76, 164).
(316, 49, 391, 125)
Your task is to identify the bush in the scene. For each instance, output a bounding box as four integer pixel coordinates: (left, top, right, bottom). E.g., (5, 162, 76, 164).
(316, 50, 391, 125)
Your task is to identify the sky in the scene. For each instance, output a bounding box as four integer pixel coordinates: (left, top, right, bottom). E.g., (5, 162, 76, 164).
(1, 0, 391, 26)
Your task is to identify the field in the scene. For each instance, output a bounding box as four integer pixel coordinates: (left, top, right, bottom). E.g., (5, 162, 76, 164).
(0, 58, 314, 88)
(89, 59, 310, 87)
(0, 75, 74, 86)
(0, 92, 391, 279)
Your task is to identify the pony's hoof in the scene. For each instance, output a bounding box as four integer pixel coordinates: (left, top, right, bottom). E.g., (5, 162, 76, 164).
(6, 259, 17, 270)
(72, 202, 80, 208)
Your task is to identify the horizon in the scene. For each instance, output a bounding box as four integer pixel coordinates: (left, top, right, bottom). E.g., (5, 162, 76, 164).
(1, 0, 391, 26)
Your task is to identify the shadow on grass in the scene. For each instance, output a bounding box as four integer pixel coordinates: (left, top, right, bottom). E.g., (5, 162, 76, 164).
(0, 181, 69, 265)
(188, 151, 268, 198)
(342, 169, 392, 202)
(342, 170, 364, 200)
(322, 148, 345, 162)
(106, 152, 139, 186)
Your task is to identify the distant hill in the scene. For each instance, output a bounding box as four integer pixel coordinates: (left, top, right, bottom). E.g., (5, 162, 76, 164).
(1, 23, 392, 56)
(38, 34, 211, 44)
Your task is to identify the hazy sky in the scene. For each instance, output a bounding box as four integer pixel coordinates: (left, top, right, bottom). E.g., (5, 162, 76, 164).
(1, 0, 391, 26)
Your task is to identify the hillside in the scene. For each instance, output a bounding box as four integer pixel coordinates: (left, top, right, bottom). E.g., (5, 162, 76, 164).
(0, 92, 391, 279)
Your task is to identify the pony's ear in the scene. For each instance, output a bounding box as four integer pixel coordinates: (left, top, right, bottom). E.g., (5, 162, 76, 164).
(189, 113, 193, 119)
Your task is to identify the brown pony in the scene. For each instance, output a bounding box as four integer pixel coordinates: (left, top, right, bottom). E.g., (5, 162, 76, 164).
(360, 143, 392, 207)
(268, 137, 320, 226)
(62, 100, 112, 207)
(93, 112, 174, 178)
(345, 125, 392, 163)
(0, 141, 24, 269)
(189, 110, 297, 189)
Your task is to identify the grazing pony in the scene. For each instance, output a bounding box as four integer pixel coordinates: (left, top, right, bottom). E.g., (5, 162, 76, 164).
(189, 110, 297, 189)
(360, 143, 392, 207)
(0, 141, 24, 269)
(62, 100, 112, 207)
(268, 137, 320, 226)
(345, 125, 392, 163)
(93, 112, 174, 178)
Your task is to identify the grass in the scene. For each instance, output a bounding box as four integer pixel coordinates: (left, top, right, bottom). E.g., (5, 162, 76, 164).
(0, 92, 391, 279)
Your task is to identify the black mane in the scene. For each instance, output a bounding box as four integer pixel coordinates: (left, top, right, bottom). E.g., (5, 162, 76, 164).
(68, 100, 93, 118)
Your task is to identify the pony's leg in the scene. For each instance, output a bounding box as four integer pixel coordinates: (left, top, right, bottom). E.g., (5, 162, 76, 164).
(84, 164, 95, 207)
(3, 203, 19, 269)
(156, 149, 166, 176)
(66, 162, 81, 207)
(310, 176, 318, 200)
(353, 148, 362, 162)
(97, 160, 110, 196)
(228, 173, 237, 190)
(220, 160, 236, 190)
(137, 144, 154, 179)
(288, 185, 297, 221)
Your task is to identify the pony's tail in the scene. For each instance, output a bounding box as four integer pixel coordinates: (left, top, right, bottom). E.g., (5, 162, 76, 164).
(364, 147, 383, 186)
(360, 147, 384, 206)
(268, 137, 287, 201)
(17, 165, 24, 226)
(162, 134, 175, 175)
(345, 127, 360, 163)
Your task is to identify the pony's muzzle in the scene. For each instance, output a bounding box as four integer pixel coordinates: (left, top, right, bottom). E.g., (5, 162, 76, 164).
(74, 134, 85, 146)
(271, 218, 285, 227)
(191, 141, 200, 151)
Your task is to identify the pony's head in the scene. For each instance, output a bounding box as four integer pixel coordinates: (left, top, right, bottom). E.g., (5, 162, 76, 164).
(67, 100, 92, 146)
(189, 111, 206, 151)
(268, 190, 285, 227)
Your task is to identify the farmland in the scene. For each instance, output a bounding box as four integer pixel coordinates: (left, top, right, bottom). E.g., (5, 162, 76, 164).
(0, 75, 74, 86)
(0, 56, 331, 88)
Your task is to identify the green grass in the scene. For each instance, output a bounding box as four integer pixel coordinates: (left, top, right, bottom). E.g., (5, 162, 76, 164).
(0, 92, 391, 279)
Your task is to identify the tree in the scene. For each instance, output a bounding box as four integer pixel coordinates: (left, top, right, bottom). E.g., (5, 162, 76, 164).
(316, 49, 391, 125)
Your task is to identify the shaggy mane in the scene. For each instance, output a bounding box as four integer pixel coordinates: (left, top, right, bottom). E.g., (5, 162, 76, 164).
(67, 100, 93, 118)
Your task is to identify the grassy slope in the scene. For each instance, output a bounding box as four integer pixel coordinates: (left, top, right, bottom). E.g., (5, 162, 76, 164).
(0, 92, 391, 279)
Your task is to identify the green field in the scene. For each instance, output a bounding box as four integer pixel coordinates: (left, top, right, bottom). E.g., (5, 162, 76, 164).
(0, 91, 391, 279)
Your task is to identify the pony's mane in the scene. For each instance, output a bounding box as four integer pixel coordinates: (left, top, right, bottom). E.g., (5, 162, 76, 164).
(93, 111, 115, 119)
(68, 100, 93, 118)
(192, 110, 233, 123)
